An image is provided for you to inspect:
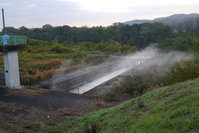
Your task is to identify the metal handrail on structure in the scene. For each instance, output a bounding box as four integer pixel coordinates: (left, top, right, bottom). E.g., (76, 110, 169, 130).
(0, 36, 27, 46)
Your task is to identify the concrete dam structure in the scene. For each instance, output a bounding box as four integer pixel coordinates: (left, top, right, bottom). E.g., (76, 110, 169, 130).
(38, 56, 148, 94)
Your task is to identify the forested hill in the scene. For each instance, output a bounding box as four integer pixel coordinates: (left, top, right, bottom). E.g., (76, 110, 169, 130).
(124, 13, 199, 25)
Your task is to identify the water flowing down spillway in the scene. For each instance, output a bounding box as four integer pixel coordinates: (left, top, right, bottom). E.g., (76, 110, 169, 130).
(69, 67, 132, 94)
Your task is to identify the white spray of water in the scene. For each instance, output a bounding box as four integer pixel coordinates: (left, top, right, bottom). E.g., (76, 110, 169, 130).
(52, 45, 195, 93)
(69, 46, 158, 94)
(69, 68, 130, 94)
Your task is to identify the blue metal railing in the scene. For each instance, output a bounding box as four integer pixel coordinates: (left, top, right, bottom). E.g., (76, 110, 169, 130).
(0, 36, 27, 46)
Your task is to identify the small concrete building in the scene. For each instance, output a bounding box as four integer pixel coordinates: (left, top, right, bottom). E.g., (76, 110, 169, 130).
(0, 35, 27, 89)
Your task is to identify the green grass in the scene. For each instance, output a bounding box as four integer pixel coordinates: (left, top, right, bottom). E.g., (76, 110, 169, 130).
(62, 78, 199, 133)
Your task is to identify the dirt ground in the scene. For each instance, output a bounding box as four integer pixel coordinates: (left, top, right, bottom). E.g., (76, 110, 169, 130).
(0, 87, 121, 132)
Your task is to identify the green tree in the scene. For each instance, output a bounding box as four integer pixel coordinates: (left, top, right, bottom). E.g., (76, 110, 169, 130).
(50, 44, 73, 53)
(159, 36, 190, 51)
(192, 37, 199, 51)
(121, 44, 131, 53)
(27, 38, 49, 46)
(79, 42, 94, 51)
(95, 41, 107, 51)
(165, 60, 199, 84)
(63, 40, 72, 47)
(121, 44, 137, 53)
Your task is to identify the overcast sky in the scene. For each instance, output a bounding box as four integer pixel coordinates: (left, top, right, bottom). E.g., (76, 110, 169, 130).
(0, 0, 199, 30)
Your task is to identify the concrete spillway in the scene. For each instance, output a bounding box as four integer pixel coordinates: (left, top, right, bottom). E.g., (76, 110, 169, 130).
(69, 59, 147, 94)
(38, 56, 149, 94)
(38, 61, 125, 91)
(69, 67, 131, 94)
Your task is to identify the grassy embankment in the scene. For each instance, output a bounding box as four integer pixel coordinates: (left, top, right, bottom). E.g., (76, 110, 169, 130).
(62, 78, 199, 133)
(0, 63, 198, 132)
(0, 65, 198, 133)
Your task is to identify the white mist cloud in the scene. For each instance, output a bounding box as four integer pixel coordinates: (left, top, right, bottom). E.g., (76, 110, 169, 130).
(43, 44, 195, 92)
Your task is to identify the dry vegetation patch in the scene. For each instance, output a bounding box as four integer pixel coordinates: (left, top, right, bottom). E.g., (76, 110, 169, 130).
(5, 87, 51, 96)
(73, 100, 122, 114)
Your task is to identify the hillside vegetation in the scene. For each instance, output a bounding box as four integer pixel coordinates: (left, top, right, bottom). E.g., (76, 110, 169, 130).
(0, 16, 199, 86)
(0, 69, 198, 132)
(61, 78, 199, 133)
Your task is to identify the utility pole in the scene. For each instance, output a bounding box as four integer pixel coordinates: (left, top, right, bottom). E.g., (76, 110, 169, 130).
(2, 8, 6, 34)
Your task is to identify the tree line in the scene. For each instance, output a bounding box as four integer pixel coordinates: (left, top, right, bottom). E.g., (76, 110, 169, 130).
(169, 17, 199, 33)
(1, 21, 199, 51)
(1, 22, 172, 50)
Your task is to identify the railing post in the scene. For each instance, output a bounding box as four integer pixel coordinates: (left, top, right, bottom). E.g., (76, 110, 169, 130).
(25, 36, 27, 45)
(15, 36, 17, 45)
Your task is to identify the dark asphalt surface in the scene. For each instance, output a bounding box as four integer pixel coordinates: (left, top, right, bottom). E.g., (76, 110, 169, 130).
(0, 88, 92, 114)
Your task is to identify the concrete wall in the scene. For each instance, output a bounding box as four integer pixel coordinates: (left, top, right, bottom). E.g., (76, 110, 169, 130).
(3, 52, 20, 89)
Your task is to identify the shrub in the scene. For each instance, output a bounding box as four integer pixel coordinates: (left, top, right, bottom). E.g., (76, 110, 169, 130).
(95, 40, 123, 53)
(70, 51, 85, 58)
(63, 40, 71, 47)
(50, 59, 64, 67)
(79, 42, 93, 51)
(37, 47, 46, 53)
(50, 45, 73, 53)
(24, 59, 65, 74)
(21, 60, 86, 85)
(27, 38, 49, 46)
(84, 121, 101, 133)
(63, 60, 86, 73)
(72, 58, 82, 65)
(94, 41, 107, 51)
(102, 86, 131, 101)
(26, 45, 36, 53)
(192, 37, 199, 52)
(20, 74, 34, 85)
(121, 44, 137, 53)
(28, 69, 36, 75)
(83, 54, 108, 65)
(165, 60, 199, 84)
(118, 65, 166, 97)
(158, 37, 191, 51)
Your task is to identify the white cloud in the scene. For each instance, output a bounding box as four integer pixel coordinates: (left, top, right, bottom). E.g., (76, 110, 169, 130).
(0, 0, 199, 31)
(60, 0, 199, 12)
